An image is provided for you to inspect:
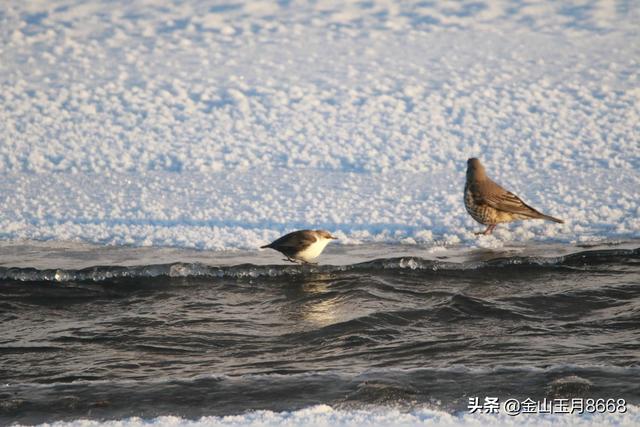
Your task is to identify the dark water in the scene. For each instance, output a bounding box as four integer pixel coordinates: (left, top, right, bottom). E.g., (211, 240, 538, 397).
(1, 242, 640, 425)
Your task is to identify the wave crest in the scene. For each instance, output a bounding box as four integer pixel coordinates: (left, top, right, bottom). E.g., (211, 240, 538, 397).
(0, 247, 637, 284)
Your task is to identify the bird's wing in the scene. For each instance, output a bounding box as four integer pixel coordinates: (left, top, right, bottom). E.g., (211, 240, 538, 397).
(480, 181, 544, 218)
(270, 230, 318, 248)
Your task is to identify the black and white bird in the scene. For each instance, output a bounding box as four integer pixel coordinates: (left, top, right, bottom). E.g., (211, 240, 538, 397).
(261, 229, 338, 264)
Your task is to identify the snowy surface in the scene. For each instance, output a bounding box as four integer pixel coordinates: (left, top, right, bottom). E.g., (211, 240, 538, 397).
(1, 0, 639, 251)
(24, 404, 640, 427)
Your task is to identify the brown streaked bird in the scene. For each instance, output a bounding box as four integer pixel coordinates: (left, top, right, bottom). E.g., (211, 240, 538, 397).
(261, 229, 338, 264)
(464, 158, 564, 235)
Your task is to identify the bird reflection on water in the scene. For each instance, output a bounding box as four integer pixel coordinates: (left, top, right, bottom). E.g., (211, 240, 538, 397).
(281, 274, 343, 329)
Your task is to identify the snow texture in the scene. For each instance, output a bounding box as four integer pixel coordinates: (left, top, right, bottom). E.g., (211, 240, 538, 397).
(0, 0, 639, 250)
(23, 404, 640, 427)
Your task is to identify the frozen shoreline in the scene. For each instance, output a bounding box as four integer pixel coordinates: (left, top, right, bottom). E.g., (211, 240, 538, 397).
(0, 169, 638, 251)
(18, 404, 640, 427)
(0, 237, 638, 272)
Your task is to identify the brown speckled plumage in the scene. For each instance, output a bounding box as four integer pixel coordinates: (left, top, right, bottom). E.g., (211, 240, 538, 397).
(464, 158, 563, 235)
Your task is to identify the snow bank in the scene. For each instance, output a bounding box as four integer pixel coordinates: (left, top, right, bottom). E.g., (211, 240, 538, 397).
(0, 0, 638, 250)
(27, 404, 640, 427)
(0, 168, 637, 251)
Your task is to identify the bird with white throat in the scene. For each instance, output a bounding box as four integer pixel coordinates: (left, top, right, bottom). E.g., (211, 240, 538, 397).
(260, 229, 338, 264)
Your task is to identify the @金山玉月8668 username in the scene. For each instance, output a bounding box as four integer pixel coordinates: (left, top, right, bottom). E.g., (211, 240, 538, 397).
(468, 397, 627, 416)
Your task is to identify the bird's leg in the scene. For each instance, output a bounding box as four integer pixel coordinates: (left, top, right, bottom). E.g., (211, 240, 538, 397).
(475, 225, 497, 235)
(283, 257, 298, 263)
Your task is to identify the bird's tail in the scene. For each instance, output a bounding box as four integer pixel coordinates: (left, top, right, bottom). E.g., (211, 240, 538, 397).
(539, 213, 564, 224)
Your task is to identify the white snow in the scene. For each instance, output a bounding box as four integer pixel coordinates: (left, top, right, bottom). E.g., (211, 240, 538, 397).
(0, 0, 638, 251)
(23, 404, 640, 427)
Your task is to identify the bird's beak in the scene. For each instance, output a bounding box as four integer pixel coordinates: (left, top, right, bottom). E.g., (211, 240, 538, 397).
(330, 235, 338, 240)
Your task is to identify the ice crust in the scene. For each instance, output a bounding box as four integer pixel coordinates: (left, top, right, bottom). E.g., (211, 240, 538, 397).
(0, 0, 638, 250)
(24, 404, 640, 427)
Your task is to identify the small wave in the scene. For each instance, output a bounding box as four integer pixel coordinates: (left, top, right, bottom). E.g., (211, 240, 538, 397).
(0, 248, 637, 284)
(6, 364, 640, 389)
